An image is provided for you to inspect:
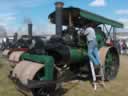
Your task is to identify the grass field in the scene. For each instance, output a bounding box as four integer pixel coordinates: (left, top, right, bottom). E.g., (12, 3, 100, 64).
(0, 55, 128, 96)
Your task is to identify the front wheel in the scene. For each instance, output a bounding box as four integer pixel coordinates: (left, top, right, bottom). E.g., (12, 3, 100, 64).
(32, 68, 58, 96)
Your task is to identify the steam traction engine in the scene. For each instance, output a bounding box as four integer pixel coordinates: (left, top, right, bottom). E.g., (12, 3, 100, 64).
(11, 2, 123, 96)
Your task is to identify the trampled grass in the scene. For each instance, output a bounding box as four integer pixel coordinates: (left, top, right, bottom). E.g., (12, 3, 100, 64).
(0, 56, 23, 96)
(0, 55, 128, 96)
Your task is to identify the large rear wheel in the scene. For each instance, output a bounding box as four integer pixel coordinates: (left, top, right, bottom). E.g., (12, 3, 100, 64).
(99, 47, 120, 81)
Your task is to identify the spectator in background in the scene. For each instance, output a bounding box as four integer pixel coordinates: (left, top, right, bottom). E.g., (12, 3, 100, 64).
(117, 40, 121, 54)
(122, 40, 127, 55)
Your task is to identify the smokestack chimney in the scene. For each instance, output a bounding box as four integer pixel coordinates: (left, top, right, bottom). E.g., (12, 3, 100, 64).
(55, 2, 64, 36)
(28, 22, 32, 39)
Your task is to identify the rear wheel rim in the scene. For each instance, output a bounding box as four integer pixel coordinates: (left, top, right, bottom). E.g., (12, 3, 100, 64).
(104, 48, 119, 80)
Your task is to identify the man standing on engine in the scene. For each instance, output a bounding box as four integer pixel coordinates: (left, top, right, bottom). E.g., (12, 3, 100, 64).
(82, 23, 101, 69)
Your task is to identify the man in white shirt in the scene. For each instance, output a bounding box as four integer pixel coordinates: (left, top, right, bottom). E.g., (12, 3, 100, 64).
(83, 24, 100, 69)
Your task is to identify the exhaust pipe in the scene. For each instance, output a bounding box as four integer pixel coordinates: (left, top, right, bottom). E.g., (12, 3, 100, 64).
(55, 2, 64, 36)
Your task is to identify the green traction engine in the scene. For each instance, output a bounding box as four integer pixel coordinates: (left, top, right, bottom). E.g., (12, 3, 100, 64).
(11, 2, 123, 96)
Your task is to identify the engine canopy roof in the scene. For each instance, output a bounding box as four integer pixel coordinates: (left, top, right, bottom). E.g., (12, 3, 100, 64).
(49, 7, 123, 28)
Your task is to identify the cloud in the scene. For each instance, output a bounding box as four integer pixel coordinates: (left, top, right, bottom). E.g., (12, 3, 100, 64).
(0, 13, 16, 27)
(89, 0, 106, 7)
(0, 11, 18, 34)
(0, 0, 45, 10)
(118, 18, 128, 22)
(116, 9, 128, 15)
(118, 18, 128, 28)
(0, 0, 50, 34)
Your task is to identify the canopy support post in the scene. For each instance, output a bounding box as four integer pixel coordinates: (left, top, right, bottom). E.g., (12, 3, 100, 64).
(113, 27, 117, 47)
(103, 24, 113, 40)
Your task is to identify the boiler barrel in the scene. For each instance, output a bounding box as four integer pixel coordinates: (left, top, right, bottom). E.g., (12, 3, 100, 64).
(69, 48, 87, 64)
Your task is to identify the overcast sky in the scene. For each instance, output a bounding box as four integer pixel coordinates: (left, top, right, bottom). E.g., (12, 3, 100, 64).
(0, 0, 128, 35)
